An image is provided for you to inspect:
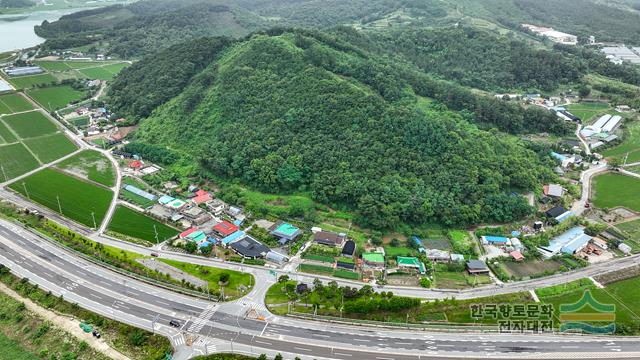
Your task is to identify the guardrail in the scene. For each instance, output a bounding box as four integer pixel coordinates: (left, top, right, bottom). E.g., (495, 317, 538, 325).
(12, 220, 218, 301)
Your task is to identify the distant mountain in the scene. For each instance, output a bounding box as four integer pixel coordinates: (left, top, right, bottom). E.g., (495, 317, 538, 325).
(34, 0, 269, 56)
(114, 29, 563, 228)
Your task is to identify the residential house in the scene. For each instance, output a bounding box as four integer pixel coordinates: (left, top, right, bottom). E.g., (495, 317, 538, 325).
(313, 230, 346, 247)
(397, 256, 426, 275)
(510, 251, 525, 261)
(424, 249, 450, 262)
(543, 184, 564, 198)
(545, 206, 572, 223)
(192, 189, 212, 205)
(230, 235, 270, 259)
(206, 199, 226, 216)
(182, 206, 211, 225)
(213, 220, 239, 238)
(266, 251, 289, 264)
(466, 260, 490, 274)
(481, 236, 509, 246)
(538, 227, 592, 257)
(362, 252, 385, 268)
(270, 222, 302, 244)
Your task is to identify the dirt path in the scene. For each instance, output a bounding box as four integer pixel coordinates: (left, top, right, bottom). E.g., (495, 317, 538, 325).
(0, 282, 131, 360)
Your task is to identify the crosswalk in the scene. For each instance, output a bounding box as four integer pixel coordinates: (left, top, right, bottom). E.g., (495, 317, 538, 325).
(188, 304, 218, 333)
(172, 333, 185, 346)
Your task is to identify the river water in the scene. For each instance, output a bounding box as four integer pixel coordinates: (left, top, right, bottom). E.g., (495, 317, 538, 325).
(0, 9, 80, 53)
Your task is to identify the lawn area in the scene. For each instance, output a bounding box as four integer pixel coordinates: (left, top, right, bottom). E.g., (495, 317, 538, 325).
(301, 254, 335, 263)
(448, 230, 476, 255)
(22, 133, 77, 163)
(0, 93, 33, 113)
(158, 259, 253, 300)
(603, 121, 640, 163)
(57, 150, 115, 187)
(79, 67, 116, 80)
(0, 332, 37, 360)
(434, 269, 491, 289)
(7, 73, 57, 89)
(9, 168, 113, 227)
(566, 102, 610, 123)
(299, 263, 334, 275)
(615, 219, 640, 252)
(108, 205, 178, 243)
(0, 143, 40, 180)
(103, 63, 130, 74)
(0, 121, 17, 143)
(27, 85, 86, 111)
(34, 60, 72, 72)
(69, 115, 90, 127)
(2, 111, 57, 139)
(592, 173, 640, 212)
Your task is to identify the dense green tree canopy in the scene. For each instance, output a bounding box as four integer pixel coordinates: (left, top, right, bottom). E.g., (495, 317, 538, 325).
(133, 31, 556, 228)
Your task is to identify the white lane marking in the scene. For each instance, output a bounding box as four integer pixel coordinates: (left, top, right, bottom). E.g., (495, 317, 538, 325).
(334, 353, 352, 357)
(255, 340, 272, 345)
(294, 347, 312, 352)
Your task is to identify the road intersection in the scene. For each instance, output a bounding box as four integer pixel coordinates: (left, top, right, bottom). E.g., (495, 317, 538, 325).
(1, 219, 640, 360)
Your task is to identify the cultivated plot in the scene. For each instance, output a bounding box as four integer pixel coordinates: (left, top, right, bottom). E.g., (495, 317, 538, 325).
(604, 121, 640, 164)
(57, 150, 115, 187)
(27, 85, 86, 111)
(0, 143, 40, 181)
(0, 121, 17, 143)
(9, 168, 113, 227)
(7, 73, 57, 89)
(108, 205, 179, 243)
(0, 93, 33, 114)
(1, 111, 58, 139)
(22, 133, 77, 163)
(592, 173, 640, 212)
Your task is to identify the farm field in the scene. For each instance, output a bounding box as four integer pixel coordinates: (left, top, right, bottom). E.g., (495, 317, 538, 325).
(501, 259, 563, 279)
(592, 173, 640, 212)
(537, 277, 640, 331)
(0, 121, 17, 143)
(383, 245, 417, 257)
(566, 102, 609, 123)
(0, 143, 39, 180)
(158, 259, 253, 300)
(79, 67, 116, 80)
(0, 93, 33, 113)
(22, 133, 77, 163)
(57, 150, 115, 186)
(603, 121, 640, 164)
(7, 73, 57, 89)
(1, 111, 57, 139)
(108, 205, 178, 243)
(27, 85, 86, 111)
(434, 270, 491, 289)
(8, 168, 113, 227)
(615, 219, 640, 251)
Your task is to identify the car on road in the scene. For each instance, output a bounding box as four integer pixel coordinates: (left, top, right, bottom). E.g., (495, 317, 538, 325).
(150, 253, 159, 257)
(585, 202, 591, 208)
(169, 320, 181, 328)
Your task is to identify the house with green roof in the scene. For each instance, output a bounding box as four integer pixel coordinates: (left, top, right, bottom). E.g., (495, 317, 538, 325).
(270, 221, 302, 244)
(396, 256, 426, 275)
(362, 252, 385, 268)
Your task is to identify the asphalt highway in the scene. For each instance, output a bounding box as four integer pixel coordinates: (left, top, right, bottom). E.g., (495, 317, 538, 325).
(2, 221, 640, 360)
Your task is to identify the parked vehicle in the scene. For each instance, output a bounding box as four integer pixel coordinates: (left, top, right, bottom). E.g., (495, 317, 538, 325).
(92, 329, 101, 338)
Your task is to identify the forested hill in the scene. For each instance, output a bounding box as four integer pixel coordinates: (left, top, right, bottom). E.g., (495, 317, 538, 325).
(126, 29, 559, 228)
(34, 0, 267, 57)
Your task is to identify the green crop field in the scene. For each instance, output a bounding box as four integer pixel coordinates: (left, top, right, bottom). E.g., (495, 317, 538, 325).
(103, 62, 130, 74)
(384, 245, 417, 257)
(592, 173, 640, 212)
(23, 133, 77, 163)
(34, 61, 72, 72)
(0, 143, 40, 181)
(63, 61, 107, 69)
(0, 332, 37, 360)
(0, 93, 33, 113)
(9, 168, 113, 227)
(566, 102, 609, 123)
(108, 205, 178, 243)
(299, 263, 334, 275)
(79, 67, 116, 80)
(604, 121, 640, 163)
(57, 150, 115, 187)
(0, 121, 17, 143)
(27, 85, 86, 111)
(7, 73, 57, 89)
(1, 111, 57, 139)
(69, 116, 89, 127)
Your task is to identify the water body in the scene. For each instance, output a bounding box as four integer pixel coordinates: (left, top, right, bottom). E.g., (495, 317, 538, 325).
(0, 9, 80, 53)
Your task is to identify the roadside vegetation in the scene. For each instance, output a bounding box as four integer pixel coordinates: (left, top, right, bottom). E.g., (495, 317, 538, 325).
(0, 284, 111, 360)
(0, 265, 171, 360)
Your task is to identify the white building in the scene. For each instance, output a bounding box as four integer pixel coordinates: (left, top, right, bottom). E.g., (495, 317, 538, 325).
(522, 24, 578, 45)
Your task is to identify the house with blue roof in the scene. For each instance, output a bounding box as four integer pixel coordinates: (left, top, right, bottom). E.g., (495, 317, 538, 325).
(481, 236, 509, 245)
(221, 230, 245, 246)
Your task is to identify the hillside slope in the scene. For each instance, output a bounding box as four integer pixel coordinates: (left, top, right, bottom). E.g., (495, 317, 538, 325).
(133, 30, 556, 228)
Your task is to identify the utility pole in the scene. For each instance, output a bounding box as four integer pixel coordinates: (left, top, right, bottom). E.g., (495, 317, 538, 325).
(151, 314, 159, 334)
(22, 182, 30, 200)
(91, 212, 97, 230)
(56, 195, 63, 215)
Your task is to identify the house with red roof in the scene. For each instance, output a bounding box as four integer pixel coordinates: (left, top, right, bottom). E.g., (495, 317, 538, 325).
(179, 227, 198, 239)
(213, 221, 239, 238)
(128, 160, 143, 170)
(510, 250, 525, 261)
(192, 191, 212, 205)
